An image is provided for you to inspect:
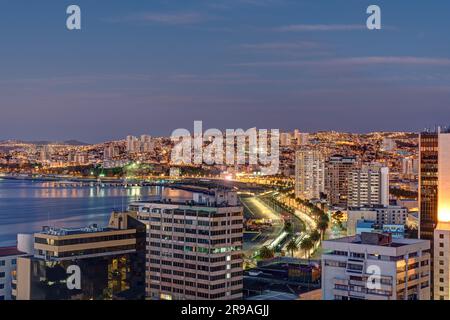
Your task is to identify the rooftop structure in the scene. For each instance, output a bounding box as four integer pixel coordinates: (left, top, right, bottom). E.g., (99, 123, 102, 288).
(322, 232, 431, 300)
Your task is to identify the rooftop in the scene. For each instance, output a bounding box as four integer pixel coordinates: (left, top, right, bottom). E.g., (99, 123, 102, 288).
(0, 246, 26, 258)
(328, 232, 425, 247)
(38, 224, 113, 236)
(348, 205, 406, 210)
(130, 199, 240, 208)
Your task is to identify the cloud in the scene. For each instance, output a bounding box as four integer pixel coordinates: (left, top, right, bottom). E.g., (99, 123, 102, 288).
(108, 12, 209, 25)
(232, 56, 450, 67)
(276, 24, 365, 32)
(240, 41, 319, 50)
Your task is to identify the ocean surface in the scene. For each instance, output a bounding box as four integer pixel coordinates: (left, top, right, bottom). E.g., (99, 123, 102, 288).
(0, 178, 193, 246)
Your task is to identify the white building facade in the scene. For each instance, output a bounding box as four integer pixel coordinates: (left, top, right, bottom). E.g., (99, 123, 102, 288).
(322, 233, 430, 300)
(295, 149, 325, 200)
(348, 165, 389, 208)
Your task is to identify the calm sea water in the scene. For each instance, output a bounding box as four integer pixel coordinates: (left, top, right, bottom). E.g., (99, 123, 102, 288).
(0, 179, 193, 246)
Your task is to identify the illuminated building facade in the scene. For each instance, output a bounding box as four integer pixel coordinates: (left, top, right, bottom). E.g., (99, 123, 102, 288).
(131, 190, 244, 300)
(295, 149, 325, 200)
(347, 164, 389, 208)
(15, 212, 145, 300)
(325, 155, 357, 208)
(433, 132, 450, 300)
(419, 132, 439, 241)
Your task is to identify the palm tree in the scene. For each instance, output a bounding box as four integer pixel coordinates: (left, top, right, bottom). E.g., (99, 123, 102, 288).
(300, 237, 314, 258)
(259, 246, 274, 260)
(284, 221, 294, 234)
(286, 239, 299, 257)
(317, 215, 329, 240)
(310, 230, 321, 243)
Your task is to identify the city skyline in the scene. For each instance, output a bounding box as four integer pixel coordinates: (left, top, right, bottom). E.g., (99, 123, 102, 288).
(1, 0, 450, 143)
(0, 127, 440, 146)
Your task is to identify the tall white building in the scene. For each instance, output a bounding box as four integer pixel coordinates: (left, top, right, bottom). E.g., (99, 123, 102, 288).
(322, 232, 431, 300)
(104, 145, 119, 160)
(401, 157, 419, 178)
(295, 149, 325, 200)
(141, 135, 154, 153)
(126, 135, 153, 153)
(348, 164, 389, 208)
(39, 145, 52, 163)
(293, 130, 309, 146)
(130, 190, 243, 300)
(126, 135, 139, 153)
(280, 132, 292, 147)
(433, 132, 450, 300)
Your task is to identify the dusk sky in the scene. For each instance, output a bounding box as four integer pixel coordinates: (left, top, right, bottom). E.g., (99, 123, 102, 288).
(1, 0, 450, 143)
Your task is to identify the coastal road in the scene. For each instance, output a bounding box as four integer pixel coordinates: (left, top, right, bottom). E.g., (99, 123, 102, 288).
(241, 196, 284, 256)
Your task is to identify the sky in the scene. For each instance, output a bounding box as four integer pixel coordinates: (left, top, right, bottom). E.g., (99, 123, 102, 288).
(1, 0, 450, 143)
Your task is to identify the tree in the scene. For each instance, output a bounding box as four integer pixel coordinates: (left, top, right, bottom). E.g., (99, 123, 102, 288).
(310, 230, 321, 243)
(317, 216, 329, 240)
(332, 210, 344, 224)
(286, 239, 299, 257)
(300, 237, 314, 258)
(284, 221, 294, 234)
(259, 246, 274, 260)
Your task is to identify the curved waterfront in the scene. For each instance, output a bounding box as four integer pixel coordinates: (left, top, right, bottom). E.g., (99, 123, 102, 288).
(0, 178, 193, 246)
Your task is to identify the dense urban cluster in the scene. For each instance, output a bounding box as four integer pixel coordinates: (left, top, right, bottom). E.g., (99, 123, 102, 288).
(0, 126, 449, 301)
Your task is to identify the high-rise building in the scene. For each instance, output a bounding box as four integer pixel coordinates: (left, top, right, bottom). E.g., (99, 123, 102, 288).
(347, 164, 389, 208)
(322, 232, 431, 300)
(295, 149, 325, 200)
(401, 157, 419, 178)
(126, 135, 139, 153)
(39, 145, 52, 163)
(0, 247, 27, 300)
(325, 155, 357, 208)
(293, 130, 309, 146)
(419, 131, 439, 242)
(104, 145, 119, 160)
(130, 190, 244, 300)
(15, 212, 146, 300)
(280, 132, 292, 147)
(126, 135, 154, 154)
(74, 152, 89, 165)
(432, 132, 450, 300)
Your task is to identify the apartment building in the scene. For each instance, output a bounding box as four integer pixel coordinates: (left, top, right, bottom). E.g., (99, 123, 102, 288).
(347, 205, 408, 236)
(0, 247, 26, 300)
(295, 149, 325, 200)
(347, 164, 389, 208)
(131, 190, 244, 300)
(322, 232, 430, 300)
(325, 155, 357, 208)
(432, 132, 450, 300)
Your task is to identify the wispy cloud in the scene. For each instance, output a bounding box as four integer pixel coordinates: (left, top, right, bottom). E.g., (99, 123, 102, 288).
(108, 12, 209, 25)
(232, 56, 450, 67)
(206, 0, 288, 9)
(276, 24, 365, 32)
(240, 41, 319, 50)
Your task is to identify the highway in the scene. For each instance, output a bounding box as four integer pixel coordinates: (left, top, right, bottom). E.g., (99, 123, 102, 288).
(241, 196, 284, 256)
